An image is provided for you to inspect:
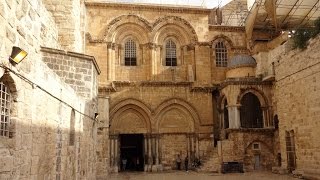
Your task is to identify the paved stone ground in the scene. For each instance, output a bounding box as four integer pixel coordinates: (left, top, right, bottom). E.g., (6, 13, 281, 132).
(103, 171, 297, 180)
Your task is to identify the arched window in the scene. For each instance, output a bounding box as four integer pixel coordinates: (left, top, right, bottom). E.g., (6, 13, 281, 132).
(0, 82, 11, 137)
(215, 41, 228, 67)
(223, 99, 229, 129)
(240, 93, 263, 128)
(165, 39, 177, 66)
(124, 39, 137, 66)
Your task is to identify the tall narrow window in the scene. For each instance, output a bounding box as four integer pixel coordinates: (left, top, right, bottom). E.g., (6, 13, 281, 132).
(285, 130, 296, 172)
(165, 40, 177, 66)
(215, 41, 228, 67)
(0, 82, 11, 138)
(124, 39, 137, 66)
(69, 109, 75, 146)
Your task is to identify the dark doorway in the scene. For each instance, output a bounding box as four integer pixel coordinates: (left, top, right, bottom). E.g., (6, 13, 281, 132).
(120, 134, 144, 172)
(240, 92, 263, 128)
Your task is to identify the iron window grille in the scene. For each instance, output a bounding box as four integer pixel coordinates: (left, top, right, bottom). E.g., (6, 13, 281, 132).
(0, 82, 11, 138)
(215, 41, 228, 67)
(124, 39, 137, 66)
(165, 40, 177, 66)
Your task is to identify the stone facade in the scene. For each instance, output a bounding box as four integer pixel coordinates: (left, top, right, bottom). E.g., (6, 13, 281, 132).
(1, 0, 319, 179)
(85, 2, 277, 176)
(0, 0, 98, 179)
(273, 37, 320, 177)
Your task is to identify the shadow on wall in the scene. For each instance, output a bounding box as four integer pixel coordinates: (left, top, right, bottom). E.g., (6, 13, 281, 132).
(0, 71, 98, 180)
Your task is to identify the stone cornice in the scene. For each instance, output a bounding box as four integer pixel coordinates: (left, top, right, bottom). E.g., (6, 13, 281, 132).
(225, 128, 275, 134)
(99, 86, 117, 93)
(190, 86, 218, 92)
(209, 25, 245, 32)
(85, 2, 212, 14)
(140, 81, 193, 87)
(40, 46, 101, 75)
(220, 78, 273, 88)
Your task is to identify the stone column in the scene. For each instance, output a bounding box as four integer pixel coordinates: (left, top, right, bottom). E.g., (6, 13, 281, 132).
(110, 136, 114, 167)
(187, 134, 191, 164)
(262, 107, 268, 127)
(155, 135, 159, 165)
(107, 43, 116, 80)
(195, 135, 199, 158)
(115, 135, 119, 172)
(158, 134, 162, 164)
(228, 105, 241, 128)
(148, 136, 153, 166)
(144, 134, 148, 171)
(191, 135, 195, 158)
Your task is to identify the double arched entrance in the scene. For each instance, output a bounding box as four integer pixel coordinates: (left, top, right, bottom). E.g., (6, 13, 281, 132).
(109, 98, 200, 172)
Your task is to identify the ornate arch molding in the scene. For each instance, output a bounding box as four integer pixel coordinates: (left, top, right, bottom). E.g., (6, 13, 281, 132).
(237, 88, 268, 107)
(210, 35, 234, 48)
(154, 98, 200, 131)
(110, 98, 152, 132)
(151, 16, 198, 44)
(104, 14, 152, 42)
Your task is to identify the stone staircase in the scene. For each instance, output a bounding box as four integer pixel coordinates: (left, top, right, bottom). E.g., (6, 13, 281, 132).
(196, 148, 221, 173)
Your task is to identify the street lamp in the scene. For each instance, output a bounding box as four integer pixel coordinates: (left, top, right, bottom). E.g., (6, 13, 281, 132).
(9, 46, 28, 64)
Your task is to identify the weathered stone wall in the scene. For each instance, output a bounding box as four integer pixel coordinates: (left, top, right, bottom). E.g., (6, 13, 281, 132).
(0, 0, 98, 179)
(274, 36, 320, 176)
(218, 129, 276, 171)
(41, 47, 100, 99)
(0, 0, 60, 61)
(108, 84, 213, 127)
(85, 3, 247, 85)
(42, 0, 84, 52)
(0, 63, 97, 180)
(161, 134, 187, 170)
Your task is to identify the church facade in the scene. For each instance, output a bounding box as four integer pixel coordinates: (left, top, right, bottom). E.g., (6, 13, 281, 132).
(1, 0, 319, 179)
(85, 2, 278, 174)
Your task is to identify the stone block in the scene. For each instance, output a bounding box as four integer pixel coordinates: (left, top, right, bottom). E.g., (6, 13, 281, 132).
(0, 156, 13, 172)
(0, 3, 7, 19)
(6, 27, 16, 43)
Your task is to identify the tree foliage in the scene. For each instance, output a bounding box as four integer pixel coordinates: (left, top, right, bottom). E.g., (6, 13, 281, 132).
(292, 17, 320, 49)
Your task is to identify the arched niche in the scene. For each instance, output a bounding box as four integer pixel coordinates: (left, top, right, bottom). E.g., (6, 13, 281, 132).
(154, 98, 200, 133)
(110, 99, 152, 134)
(111, 108, 149, 134)
(151, 16, 198, 45)
(210, 35, 234, 48)
(108, 23, 149, 44)
(158, 106, 194, 133)
(237, 88, 268, 107)
(105, 15, 151, 43)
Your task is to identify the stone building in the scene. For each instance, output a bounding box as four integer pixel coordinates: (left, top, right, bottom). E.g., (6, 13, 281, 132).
(1, 0, 320, 179)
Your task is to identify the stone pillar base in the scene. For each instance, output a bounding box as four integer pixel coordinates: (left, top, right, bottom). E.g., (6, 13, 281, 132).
(151, 165, 163, 172)
(144, 165, 152, 172)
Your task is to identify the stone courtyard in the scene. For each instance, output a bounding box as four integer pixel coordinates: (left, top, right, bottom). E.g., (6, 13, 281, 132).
(0, 0, 320, 179)
(104, 171, 296, 180)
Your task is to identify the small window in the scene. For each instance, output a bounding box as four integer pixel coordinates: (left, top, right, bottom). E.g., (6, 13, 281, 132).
(124, 39, 137, 66)
(253, 143, 260, 150)
(215, 41, 228, 67)
(165, 39, 177, 66)
(0, 82, 11, 138)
